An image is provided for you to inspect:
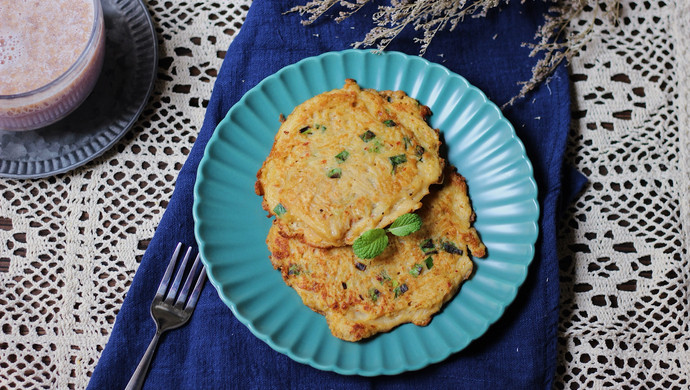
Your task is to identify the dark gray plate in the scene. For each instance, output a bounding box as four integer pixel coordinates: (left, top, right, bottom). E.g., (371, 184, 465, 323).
(0, 0, 157, 179)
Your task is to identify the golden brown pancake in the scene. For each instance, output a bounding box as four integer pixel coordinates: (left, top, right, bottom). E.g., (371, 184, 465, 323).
(267, 169, 486, 341)
(256, 79, 444, 248)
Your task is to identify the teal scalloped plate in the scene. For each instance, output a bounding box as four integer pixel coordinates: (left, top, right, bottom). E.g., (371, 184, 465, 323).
(193, 50, 539, 376)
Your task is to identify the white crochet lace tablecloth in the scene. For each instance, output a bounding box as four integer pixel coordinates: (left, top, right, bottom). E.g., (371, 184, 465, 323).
(557, 1, 690, 388)
(0, 0, 687, 388)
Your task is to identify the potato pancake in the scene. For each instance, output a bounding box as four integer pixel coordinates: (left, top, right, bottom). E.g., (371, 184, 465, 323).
(256, 79, 444, 248)
(267, 169, 486, 342)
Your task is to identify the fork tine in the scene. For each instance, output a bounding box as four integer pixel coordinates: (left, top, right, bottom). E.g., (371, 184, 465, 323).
(165, 245, 193, 303)
(174, 253, 201, 308)
(184, 265, 207, 311)
(155, 242, 183, 298)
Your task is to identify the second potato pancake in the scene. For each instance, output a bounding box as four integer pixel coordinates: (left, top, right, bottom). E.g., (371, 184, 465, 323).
(267, 170, 486, 341)
(255, 79, 444, 248)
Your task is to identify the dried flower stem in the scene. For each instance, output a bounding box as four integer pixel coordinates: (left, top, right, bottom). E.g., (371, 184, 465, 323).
(504, 0, 619, 107)
(288, 0, 620, 106)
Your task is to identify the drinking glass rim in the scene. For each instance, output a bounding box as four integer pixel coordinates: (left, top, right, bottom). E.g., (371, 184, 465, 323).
(0, 0, 104, 100)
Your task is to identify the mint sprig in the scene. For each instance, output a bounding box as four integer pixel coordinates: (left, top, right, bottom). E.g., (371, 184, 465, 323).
(353, 213, 422, 259)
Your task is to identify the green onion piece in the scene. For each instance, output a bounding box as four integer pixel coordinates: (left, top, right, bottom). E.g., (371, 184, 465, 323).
(273, 203, 287, 217)
(335, 150, 349, 163)
(299, 126, 312, 135)
(403, 136, 412, 150)
(442, 241, 463, 255)
(415, 145, 425, 160)
(360, 130, 376, 142)
(368, 287, 380, 302)
(314, 123, 326, 132)
(378, 269, 391, 284)
(288, 264, 302, 276)
(327, 168, 342, 179)
(409, 263, 423, 277)
(394, 283, 408, 298)
(424, 256, 434, 270)
(389, 154, 407, 173)
(420, 238, 437, 254)
(370, 139, 383, 153)
(383, 119, 396, 127)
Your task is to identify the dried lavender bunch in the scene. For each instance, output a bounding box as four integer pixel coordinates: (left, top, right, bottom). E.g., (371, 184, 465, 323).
(288, 0, 620, 106)
(289, 0, 502, 54)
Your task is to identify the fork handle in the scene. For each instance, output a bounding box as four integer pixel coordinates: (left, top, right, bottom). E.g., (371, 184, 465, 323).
(125, 330, 162, 390)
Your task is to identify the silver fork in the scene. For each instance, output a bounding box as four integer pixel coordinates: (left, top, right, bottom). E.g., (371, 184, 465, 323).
(125, 242, 207, 390)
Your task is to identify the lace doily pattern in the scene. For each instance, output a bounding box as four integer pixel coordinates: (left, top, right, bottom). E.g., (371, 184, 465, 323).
(557, 0, 689, 388)
(0, 1, 251, 388)
(1, 0, 687, 388)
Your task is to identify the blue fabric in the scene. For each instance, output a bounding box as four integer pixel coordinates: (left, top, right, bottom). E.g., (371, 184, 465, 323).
(89, 1, 582, 388)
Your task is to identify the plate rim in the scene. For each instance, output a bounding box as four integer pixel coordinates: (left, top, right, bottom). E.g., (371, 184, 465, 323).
(193, 49, 539, 376)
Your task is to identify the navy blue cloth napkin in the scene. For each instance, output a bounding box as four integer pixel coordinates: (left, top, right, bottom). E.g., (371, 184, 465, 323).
(89, 1, 579, 388)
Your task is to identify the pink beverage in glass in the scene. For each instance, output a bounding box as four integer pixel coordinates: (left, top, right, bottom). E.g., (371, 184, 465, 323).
(0, 0, 105, 131)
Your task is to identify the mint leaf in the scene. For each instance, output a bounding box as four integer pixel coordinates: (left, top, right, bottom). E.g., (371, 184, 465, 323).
(387, 213, 422, 236)
(353, 214, 422, 259)
(353, 228, 388, 259)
